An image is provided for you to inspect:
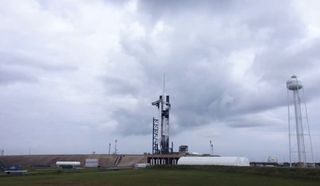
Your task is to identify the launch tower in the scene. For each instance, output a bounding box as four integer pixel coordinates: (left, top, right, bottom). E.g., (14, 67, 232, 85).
(152, 77, 171, 154)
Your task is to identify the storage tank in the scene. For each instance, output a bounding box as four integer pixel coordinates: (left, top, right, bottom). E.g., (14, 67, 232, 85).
(56, 161, 81, 168)
(177, 156, 250, 167)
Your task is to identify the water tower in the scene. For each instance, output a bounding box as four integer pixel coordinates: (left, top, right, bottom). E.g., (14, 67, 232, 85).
(286, 75, 314, 167)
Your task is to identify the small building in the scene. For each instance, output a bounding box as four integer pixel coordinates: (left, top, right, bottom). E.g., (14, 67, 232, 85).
(179, 145, 188, 153)
(177, 156, 250, 167)
(85, 159, 99, 168)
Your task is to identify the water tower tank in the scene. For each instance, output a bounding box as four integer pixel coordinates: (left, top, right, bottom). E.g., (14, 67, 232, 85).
(287, 75, 303, 90)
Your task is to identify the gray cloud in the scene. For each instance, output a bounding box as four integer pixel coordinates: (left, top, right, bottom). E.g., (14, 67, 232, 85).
(0, 67, 37, 85)
(114, 0, 306, 130)
(0, 0, 320, 161)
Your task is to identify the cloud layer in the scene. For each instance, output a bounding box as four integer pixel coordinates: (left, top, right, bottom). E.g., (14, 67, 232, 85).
(0, 0, 320, 161)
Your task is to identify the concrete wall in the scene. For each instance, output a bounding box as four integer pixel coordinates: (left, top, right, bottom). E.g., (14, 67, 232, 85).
(0, 154, 147, 168)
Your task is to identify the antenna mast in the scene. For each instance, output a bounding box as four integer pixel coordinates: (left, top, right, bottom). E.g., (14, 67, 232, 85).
(114, 139, 118, 155)
(163, 73, 166, 96)
(108, 143, 111, 155)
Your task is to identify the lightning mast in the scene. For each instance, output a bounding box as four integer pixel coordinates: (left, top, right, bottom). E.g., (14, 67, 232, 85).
(210, 140, 214, 155)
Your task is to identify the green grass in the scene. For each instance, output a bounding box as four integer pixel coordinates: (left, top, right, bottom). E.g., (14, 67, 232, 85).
(0, 166, 320, 186)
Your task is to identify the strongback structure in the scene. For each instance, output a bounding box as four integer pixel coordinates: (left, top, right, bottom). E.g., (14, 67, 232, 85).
(152, 117, 159, 154)
(286, 75, 314, 167)
(152, 78, 171, 154)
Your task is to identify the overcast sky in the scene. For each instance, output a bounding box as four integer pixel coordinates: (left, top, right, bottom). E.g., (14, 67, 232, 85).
(1, 0, 320, 162)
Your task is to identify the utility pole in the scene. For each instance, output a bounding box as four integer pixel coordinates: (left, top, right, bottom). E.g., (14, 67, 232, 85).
(108, 143, 111, 155)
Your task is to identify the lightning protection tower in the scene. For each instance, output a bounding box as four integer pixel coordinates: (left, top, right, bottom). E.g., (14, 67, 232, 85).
(286, 75, 314, 167)
(152, 75, 171, 154)
(210, 140, 214, 155)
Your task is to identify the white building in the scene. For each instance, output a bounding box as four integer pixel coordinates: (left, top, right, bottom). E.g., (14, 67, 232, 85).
(85, 159, 99, 168)
(177, 156, 250, 167)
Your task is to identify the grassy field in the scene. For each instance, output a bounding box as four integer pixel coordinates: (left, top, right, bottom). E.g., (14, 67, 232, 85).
(1, 166, 320, 186)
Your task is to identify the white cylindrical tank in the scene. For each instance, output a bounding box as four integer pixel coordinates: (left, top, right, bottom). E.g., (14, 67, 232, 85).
(177, 156, 250, 167)
(56, 161, 81, 166)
